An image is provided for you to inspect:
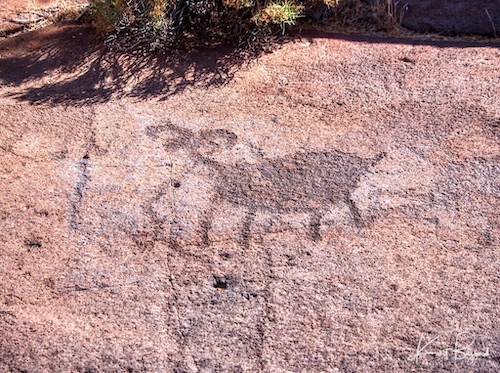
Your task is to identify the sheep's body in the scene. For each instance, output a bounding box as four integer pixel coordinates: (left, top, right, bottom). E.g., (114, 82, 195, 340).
(209, 149, 383, 246)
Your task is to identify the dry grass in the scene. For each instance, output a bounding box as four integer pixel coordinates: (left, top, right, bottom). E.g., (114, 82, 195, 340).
(302, 0, 405, 35)
(53, 0, 90, 21)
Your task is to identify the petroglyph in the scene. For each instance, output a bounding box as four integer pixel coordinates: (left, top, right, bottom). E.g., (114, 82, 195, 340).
(68, 154, 91, 231)
(146, 122, 385, 248)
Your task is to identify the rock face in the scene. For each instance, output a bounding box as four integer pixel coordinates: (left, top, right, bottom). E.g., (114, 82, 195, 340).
(397, 0, 500, 35)
(1, 24, 500, 373)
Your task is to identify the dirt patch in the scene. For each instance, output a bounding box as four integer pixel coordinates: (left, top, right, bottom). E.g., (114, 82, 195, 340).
(1, 20, 500, 373)
(0, 0, 86, 36)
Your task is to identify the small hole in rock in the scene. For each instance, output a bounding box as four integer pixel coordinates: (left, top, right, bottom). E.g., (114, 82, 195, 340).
(173, 181, 181, 188)
(213, 276, 227, 290)
(244, 292, 258, 300)
(401, 56, 415, 63)
(25, 239, 42, 250)
(220, 252, 231, 260)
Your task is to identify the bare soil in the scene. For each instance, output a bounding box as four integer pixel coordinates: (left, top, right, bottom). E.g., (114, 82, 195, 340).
(0, 0, 86, 36)
(1, 7, 500, 373)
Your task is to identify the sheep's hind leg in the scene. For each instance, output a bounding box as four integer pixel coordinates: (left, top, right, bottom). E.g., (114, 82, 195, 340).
(199, 200, 217, 248)
(345, 195, 364, 228)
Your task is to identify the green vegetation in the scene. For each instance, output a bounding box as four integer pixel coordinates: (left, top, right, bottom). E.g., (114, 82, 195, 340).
(88, 0, 401, 52)
(260, 1, 304, 34)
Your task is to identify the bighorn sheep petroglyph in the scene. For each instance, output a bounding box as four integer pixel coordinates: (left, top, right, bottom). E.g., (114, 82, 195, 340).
(146, 122, 384, 248)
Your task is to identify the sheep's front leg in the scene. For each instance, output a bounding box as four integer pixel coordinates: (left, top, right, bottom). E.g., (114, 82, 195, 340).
(309, 212, 322, 242)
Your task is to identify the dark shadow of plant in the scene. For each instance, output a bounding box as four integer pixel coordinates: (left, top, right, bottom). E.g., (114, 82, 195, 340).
(0, 22, 292, 105)
(1, 5, 498, 106)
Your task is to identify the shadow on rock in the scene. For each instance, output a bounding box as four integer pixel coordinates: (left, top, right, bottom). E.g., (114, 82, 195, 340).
(0, 22, 288, 105)
(2, 22, 498, 106)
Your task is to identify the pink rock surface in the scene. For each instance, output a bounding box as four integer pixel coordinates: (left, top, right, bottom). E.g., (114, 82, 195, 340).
(0, 24, 499, 372)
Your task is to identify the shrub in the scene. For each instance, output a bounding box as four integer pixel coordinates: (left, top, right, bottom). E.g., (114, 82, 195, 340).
(88, 0, 401, 53)
(260, 1, 305, 34)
